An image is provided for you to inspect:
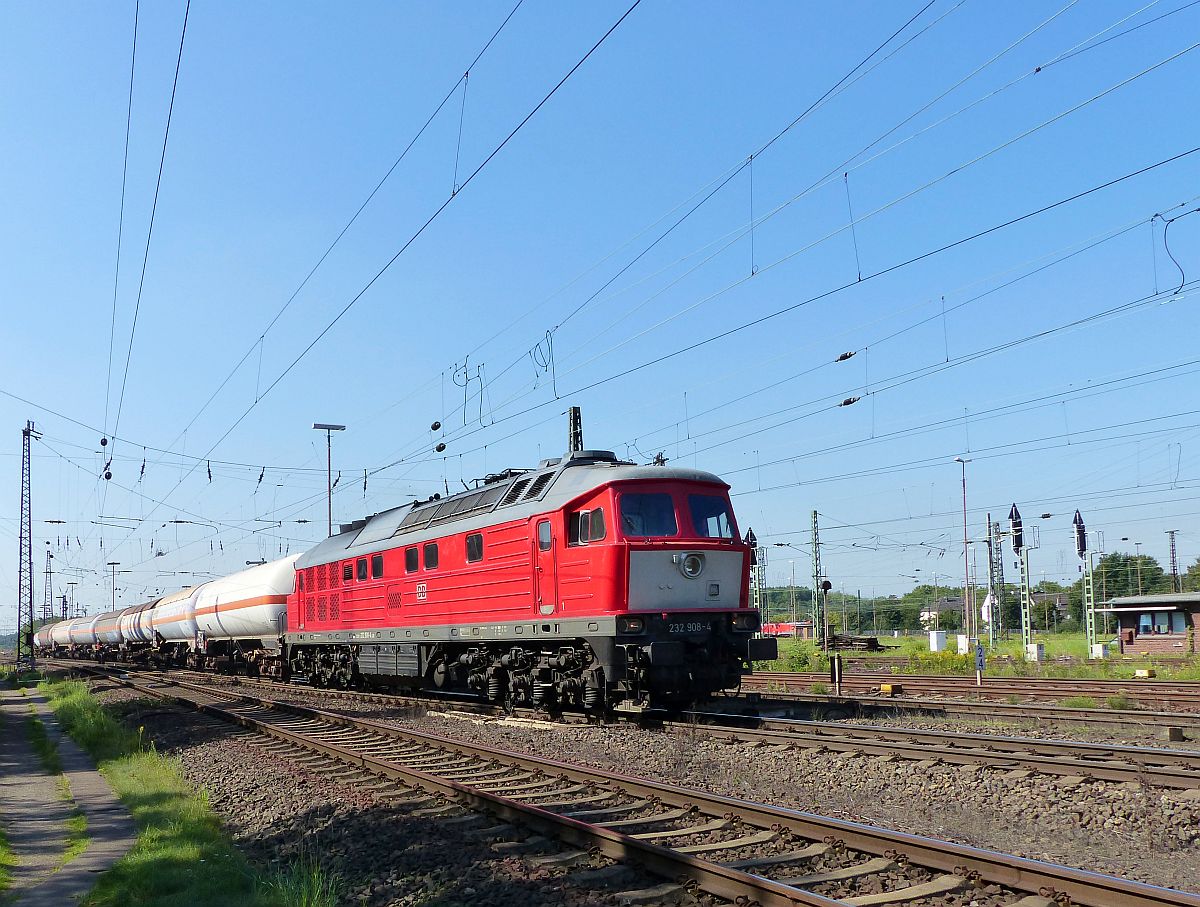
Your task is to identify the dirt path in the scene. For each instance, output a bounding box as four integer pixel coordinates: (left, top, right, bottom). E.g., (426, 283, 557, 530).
(0, 687, 135, 907)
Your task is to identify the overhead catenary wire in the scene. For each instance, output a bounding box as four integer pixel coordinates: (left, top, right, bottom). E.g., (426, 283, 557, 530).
(103, 0, 139, 440)
(96, 0, 645, 566)
(394, 28, 1200, 475)
(161, 0, 526, 455)
(368, 145, 1200, 477)
(110, 0, 191, 452)
(406, 0, 1164, 449)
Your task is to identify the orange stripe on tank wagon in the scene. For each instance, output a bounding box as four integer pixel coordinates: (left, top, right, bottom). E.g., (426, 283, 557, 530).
(150, 593, 288, 626)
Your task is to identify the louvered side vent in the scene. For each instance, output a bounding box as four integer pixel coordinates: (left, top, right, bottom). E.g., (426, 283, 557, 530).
(305, 599, 316, 622)
(500, 477, 531, 506)
(327, 562, 339, 587)
(329, 593, 340, 621)
(305, 567, 315, 593)
(523, 473, 553, 500)
(316, 567, 327, 592)
(387, 590, 402, 610)
(317, 595, 327, 622)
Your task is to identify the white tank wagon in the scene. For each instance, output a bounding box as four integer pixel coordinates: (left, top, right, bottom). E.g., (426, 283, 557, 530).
(193, 555, 298, 641)
(118, 600, 158, 644)
(50, 618, 79, 648)
(68, 614, 102, 647)
(149, 586, 202, 643)
(94, 610, 124, 646)
(34, 625, 54, 650)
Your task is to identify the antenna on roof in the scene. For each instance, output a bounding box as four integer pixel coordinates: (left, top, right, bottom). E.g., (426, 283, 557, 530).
(568, 406, 583, 453)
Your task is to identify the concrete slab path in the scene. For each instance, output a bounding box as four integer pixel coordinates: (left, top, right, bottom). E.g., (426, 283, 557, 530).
(0, 687, 136, 906)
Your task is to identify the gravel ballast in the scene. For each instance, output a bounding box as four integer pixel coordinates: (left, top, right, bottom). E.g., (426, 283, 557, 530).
(79, 673, 1200, 897)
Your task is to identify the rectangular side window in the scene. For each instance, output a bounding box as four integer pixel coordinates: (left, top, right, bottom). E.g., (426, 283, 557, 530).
(356, 558, 368, 581)
(342, 563, 353, 583)
(424, 542, 439, 570)
(466, 533, 483, 563)
(569, 509, 605, 545)
(371, 553, 384, 579)
(405, 547, 418, 573)
(537, 521, 552, 551)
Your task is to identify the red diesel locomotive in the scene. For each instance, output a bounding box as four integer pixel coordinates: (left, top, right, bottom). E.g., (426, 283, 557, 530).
(288, 447, 776, 710)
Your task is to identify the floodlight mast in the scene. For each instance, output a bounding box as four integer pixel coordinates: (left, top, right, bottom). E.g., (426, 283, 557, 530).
(312, 423, 346, 537)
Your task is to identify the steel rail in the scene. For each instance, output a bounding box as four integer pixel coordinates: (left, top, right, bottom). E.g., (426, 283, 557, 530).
(63, 663, 1200, 907)
(667, 712, 1200, 788)
(750, 688, 1200, 728)
(48, 659, 1200, 782)
(746, 671, 1200, 707)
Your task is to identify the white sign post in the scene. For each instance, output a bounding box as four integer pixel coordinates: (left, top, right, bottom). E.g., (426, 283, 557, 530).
(974, 641, 986, 687)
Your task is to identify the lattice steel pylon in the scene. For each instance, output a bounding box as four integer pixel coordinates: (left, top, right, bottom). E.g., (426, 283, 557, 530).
(985, 515, 1005, 644)
(16, 421, 40, 664)
(811, 511, 824, 649)
(42, 544, 54, 623)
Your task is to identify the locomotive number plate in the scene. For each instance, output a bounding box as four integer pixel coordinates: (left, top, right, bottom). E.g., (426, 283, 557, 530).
(668, 621, 707, 634)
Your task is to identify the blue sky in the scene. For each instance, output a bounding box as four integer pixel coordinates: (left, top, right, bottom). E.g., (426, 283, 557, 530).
(2, 0, 1199, 623)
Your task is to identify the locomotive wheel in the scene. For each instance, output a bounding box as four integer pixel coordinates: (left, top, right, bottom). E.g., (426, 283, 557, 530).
(428, 659, 449, 690)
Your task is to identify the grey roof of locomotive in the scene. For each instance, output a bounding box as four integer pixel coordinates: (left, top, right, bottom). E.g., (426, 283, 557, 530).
(295, 450, 728, 570)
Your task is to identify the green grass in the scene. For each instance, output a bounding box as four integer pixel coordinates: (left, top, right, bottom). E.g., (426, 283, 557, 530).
(26, 711, 64, 775)
(1058, 695, 1100, 709)
(1105, 693, 1134, 710)
(0, 824, 13, 895)
(38, 678, 343, 907)
(63, 809, 89, 866)
(766, 633, 1200, 681)
(258, 856, 344, 907)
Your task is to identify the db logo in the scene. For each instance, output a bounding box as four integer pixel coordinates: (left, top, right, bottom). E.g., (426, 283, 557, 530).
(416, 583, 427, 601)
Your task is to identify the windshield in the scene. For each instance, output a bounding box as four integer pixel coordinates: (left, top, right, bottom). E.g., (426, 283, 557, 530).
(688, 494, 735, 538)
(619, 493, 678, 537)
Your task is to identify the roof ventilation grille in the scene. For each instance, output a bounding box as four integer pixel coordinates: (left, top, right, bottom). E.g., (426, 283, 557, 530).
(500, 477, 532, 506)
(523, 473, 554, 501)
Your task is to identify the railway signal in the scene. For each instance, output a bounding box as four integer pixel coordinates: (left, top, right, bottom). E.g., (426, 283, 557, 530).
(1009, 504, 1037, 657)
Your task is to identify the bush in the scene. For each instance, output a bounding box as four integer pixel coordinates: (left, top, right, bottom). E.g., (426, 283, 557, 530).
(901, 651, 974, 675)
(1105, 694, 1134, 710)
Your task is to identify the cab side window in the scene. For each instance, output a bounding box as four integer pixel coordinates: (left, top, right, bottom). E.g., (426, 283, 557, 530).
(537, 520, 552, 551)
(356, 558, 368, 581)
(568, 508, 606, 546)
(405, 547, 418, 573)
(424, 542, 439, 570)
(370, 553, 384, 579)
(466, 533, 484, 563)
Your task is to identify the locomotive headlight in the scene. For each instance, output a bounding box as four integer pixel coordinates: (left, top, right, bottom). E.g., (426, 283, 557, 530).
(732, 611, 761, 632)
(675, 552, 705, 579)
(617, 616, 645, 635)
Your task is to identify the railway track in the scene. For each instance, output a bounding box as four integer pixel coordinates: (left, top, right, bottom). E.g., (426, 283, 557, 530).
(750, 688, 1200, 728)
(45, 660, 1200, 788)
(745, 671, 1200, 710)
(49, 662, 1200, 906)
(672, 712, 1200, 789)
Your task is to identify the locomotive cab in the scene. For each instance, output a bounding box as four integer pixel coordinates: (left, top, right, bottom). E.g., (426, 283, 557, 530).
(561, 475, 777, 710)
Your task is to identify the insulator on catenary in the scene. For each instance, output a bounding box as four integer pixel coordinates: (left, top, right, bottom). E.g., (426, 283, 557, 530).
(839, 396, 861, 407)
(835, 351, 856, 362)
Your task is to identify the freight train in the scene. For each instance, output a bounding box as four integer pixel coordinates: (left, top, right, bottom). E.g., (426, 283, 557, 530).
(35, 445, 776, 710)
